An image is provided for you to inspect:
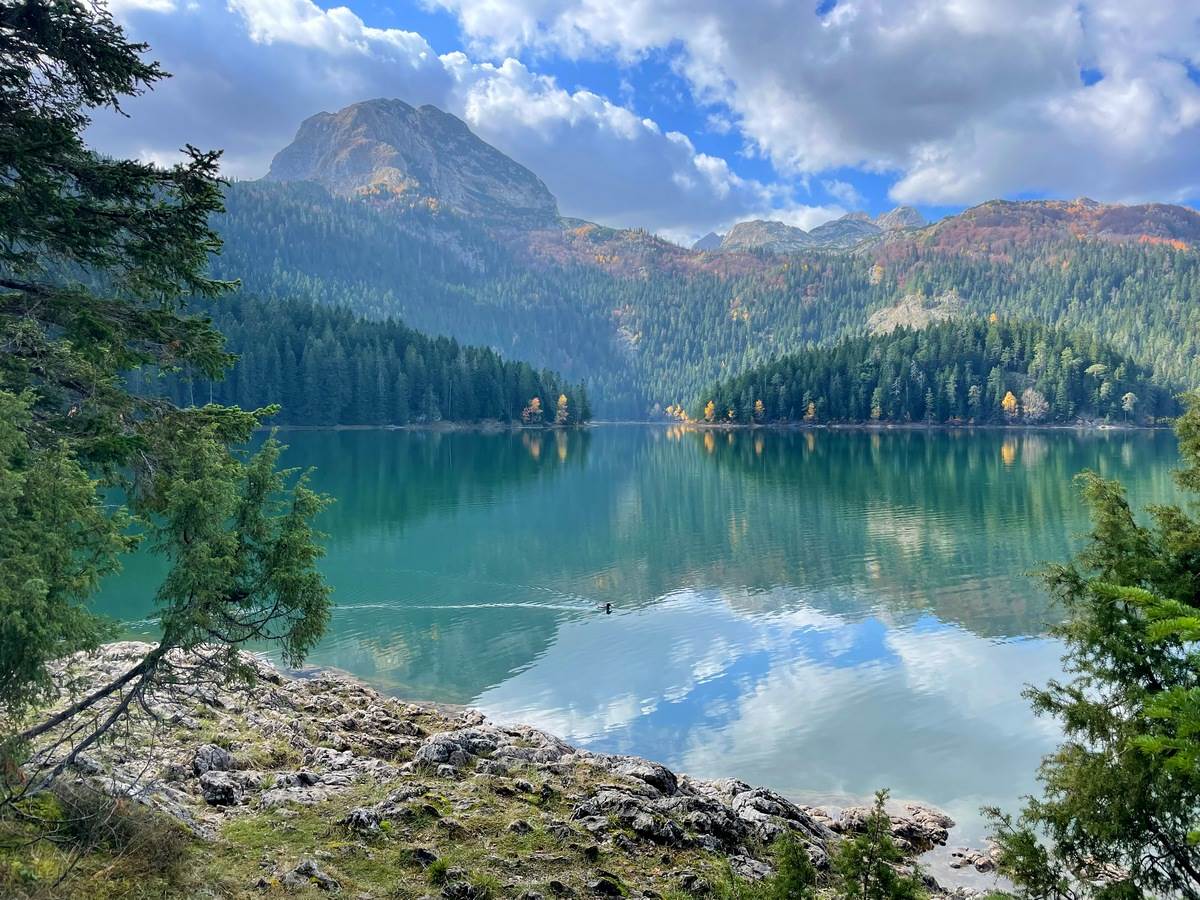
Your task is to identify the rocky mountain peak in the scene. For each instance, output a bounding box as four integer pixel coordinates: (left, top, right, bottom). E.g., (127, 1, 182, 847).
(719, 220, 815, 253)
(808, 213, 882, 248)
(874, 206, 927, 230)
(692, 231, 725, 251)
(265, 99, 560, 228)
(709, 207, 927, 254)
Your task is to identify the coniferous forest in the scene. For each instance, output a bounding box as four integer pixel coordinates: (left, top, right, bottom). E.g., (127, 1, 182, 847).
(130, 296, 591, 427)
(690, 318, 1177, 425)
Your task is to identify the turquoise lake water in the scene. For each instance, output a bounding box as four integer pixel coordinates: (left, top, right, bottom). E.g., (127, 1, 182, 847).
(94, 425, 1183, 845)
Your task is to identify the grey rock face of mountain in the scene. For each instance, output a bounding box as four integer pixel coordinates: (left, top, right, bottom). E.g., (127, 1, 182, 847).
(266, 99, 560, 228)
(867, 290, 965, 335)
(874, 206, 927, 230)
(692, 231, 725, 251)
(711, 209, 915, 254)
(719, 220, 815, 253)
(808, 212, 883, 248)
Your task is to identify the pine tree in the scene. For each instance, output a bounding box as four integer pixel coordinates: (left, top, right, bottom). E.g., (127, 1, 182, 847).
(989, 394, 1200, 897)
(0, 0, 331, 796)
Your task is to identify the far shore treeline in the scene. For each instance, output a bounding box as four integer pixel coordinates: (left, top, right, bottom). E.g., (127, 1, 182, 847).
(686, 317, 1179, 426)
(130, 295, 591, 427)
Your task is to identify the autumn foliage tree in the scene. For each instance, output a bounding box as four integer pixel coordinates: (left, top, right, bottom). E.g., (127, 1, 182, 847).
(522, 396, 544, 425)
(1021, 388, 1050, 422)
(1001, 390, 1019, 419)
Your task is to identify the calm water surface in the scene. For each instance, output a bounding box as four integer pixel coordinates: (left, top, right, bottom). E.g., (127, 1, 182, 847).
(95, 426, 1182, 845)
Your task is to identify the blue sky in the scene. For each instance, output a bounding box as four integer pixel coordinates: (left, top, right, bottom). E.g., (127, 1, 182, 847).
(95, 0, 1200, 243)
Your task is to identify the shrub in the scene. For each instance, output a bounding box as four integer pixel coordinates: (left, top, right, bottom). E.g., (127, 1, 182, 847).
(833, 790, 925, 900)
(769, 832, 818, 900)
(51, 782, 191, 880)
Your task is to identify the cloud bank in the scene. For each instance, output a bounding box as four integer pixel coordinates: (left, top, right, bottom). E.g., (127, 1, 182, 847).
(429, 0, 1200, 205)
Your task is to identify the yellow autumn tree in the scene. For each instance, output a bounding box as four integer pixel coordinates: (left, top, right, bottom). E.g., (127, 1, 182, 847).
(704, 400, 716, 422)
(753, 399, 765, 420)
(1001, 390, 1019, 418)
(555, 393, 569, 426)
(804, 401, 817, 422)
(522, 396, 544, 425)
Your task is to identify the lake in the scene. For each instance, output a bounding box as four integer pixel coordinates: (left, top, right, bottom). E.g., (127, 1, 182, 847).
(94, 425, 1182, 848)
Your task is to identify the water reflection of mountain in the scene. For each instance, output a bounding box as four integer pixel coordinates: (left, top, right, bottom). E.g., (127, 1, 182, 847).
(304, 426, 1178, 705)
(603, 427, 1180, 638)
(426, 426, 1177, 639)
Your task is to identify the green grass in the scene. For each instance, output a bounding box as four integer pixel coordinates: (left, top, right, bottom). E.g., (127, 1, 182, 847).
(1, 695, 954, 900)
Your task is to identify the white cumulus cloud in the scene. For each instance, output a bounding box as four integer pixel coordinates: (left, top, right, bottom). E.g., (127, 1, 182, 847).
(428, 0, 1200, 205)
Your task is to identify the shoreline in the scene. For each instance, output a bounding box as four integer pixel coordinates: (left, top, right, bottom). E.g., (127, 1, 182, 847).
(258, 419, 1167, 434)
(28, 642, 1000, 898)
(259, 420, 586, 433)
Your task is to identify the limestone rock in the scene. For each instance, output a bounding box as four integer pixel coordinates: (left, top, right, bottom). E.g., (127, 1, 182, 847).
(199, 770, 243, 806)
(192, 743, 235, 776)
(340, 807, 381, 834)
(283, 858, 340, 892)
(835, 802, 954, 853)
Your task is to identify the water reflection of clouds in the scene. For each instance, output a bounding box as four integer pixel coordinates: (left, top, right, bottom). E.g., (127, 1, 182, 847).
(865, 503, 959, 556)
(475, 588, 1062, 843)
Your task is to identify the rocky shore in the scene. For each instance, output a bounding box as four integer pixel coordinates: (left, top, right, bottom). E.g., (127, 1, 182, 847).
(26, 643, 997, 898)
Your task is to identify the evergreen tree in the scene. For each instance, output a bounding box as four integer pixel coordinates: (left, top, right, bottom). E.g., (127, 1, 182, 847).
(833, 791, 926, 900)
(154, 295, 589, 426)
(988, 394, 1200, 897)
(0, 0, 330, 793)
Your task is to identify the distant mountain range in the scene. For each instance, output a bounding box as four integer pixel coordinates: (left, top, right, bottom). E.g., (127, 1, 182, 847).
(264, 98, 1200, 261)
(216, 98, 1200, 417)
(696, 208, 925, 253)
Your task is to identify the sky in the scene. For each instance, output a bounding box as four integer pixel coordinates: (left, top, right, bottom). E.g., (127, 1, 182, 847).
(94, 0, 1200, 245)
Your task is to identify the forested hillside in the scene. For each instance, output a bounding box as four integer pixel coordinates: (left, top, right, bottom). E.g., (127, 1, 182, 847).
(690, 318, 1178, 425)
(210, 180, 1200, 418)
(211, 182, 644, 412)
(129, 295, 590, 427)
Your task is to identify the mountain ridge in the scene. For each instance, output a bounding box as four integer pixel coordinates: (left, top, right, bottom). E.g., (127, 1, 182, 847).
(696, 207, 927, 253)
(264, 99, 1200, 259)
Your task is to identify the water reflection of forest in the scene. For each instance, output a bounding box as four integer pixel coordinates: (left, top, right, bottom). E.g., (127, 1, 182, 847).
(290, 427, 1179, 701)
